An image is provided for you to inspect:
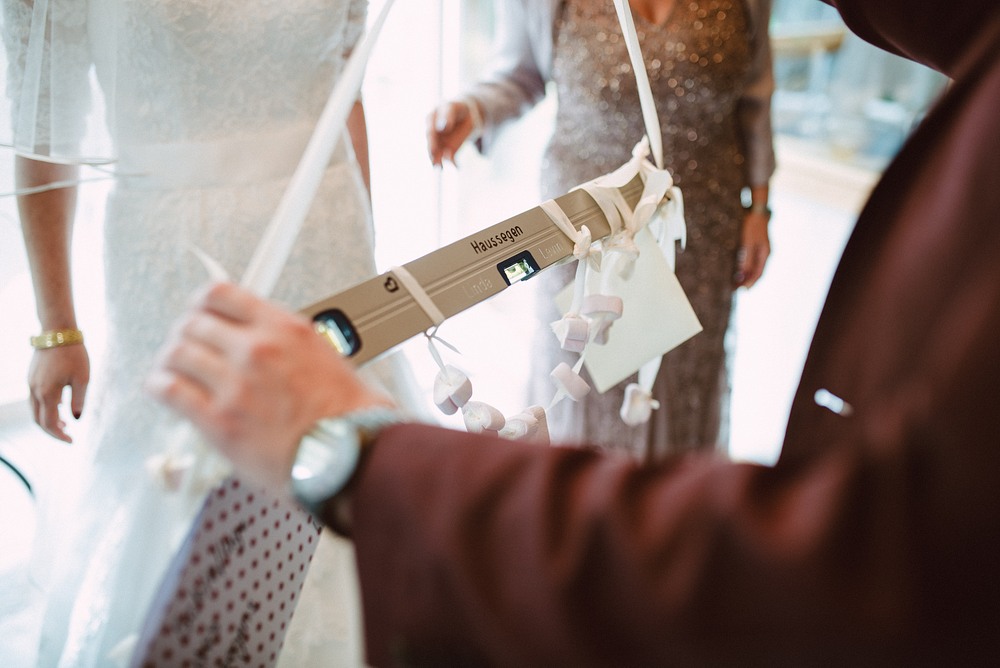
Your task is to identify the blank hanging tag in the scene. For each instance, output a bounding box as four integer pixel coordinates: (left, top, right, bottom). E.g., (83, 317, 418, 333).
(556, 227, 701, 393)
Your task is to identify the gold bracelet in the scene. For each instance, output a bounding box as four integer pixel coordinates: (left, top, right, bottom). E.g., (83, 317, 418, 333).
(30, 328, 84, 350)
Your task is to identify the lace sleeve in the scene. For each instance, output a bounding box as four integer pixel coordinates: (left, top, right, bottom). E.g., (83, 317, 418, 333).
(736, 0, 776, 187)
(1, 0, 112, 163)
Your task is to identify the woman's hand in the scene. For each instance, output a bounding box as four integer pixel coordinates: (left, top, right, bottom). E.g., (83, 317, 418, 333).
(426, 100, 479, 167)
(734, 209, 771, 288)
(28, 344, 90, 443)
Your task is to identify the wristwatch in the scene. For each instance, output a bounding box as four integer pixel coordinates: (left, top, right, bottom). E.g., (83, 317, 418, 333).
(290, 406, 401, 523)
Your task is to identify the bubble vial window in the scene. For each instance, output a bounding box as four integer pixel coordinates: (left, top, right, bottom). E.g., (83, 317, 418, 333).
(498, 251, 540, 286)
(312, 309, 361, 357)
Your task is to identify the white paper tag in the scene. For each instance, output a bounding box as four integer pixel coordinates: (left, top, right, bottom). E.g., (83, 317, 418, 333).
(557, 228, 701, 393)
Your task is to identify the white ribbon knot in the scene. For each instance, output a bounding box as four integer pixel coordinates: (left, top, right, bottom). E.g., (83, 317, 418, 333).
(550, 313, 591, 353)
(462, 401, 506, 435)
(499, 405, 550, 444)
(620, 383, 662, 426)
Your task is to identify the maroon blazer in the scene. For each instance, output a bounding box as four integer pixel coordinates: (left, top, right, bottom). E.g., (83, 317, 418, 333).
(345, 1, 1000, 664)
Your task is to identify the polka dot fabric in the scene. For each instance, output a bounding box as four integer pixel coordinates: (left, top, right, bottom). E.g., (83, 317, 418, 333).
(131, 477, 322, 667)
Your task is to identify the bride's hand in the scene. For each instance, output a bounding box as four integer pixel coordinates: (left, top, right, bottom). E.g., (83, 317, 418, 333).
(28, 344, 90, 443)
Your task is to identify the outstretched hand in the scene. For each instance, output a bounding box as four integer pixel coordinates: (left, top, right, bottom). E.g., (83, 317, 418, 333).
(146, 282, 393, 492)
(427, 100, 478, 167)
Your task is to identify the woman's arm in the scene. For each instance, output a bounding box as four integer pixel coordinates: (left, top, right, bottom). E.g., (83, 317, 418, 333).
(733, 0, 777, 288)
(736, 0, 777, 189)
(735, 183, 771, 288)
(436, 0, 550, 159)
(347, 99, 371, 197)
(16, 155, 90, 442)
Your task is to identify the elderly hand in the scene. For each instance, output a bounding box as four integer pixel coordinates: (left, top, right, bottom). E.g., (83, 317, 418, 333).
(146, 282, 393, 491)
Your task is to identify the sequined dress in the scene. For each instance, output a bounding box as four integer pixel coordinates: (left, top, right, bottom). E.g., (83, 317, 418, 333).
(2, 0, 418, 665)
(531, 0, 752, 458)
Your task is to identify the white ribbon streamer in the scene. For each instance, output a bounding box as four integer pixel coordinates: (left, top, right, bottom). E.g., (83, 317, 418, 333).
(390, 264, 446, 327)
(540, 200, 587, 254)
(544, 3, 685, 428)
(611, 0, 664, 169)
(540, 198, 598, 317)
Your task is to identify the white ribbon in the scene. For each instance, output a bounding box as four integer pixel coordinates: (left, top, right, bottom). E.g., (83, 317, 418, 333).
(620, 383, 661, 426)
(612, 0, 664, 170)
(655, 186, 686, 269)
(619, 345, 666, 427)
(540, 197, 601, 317)
(575, 138, 681, 282)
(545, 2, 685, 428)
(581, 293, 624, 345)
(550, 313, 590, 353)
(462, 401, 506, 434)
(499, 406, 550, 444)
(540, 199, 598, 266)
(433, 365, 474, 416)
(390, 264, 446, 327)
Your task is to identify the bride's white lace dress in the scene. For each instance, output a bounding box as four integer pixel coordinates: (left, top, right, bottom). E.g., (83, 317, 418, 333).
(2, 0, 415, 665)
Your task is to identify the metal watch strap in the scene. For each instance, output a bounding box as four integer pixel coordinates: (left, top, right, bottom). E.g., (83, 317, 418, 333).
(290, 406, 400, 518)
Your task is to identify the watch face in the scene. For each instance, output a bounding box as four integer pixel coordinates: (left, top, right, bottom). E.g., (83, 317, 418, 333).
(290, 408, 400, 513)
(291, 422, 361, 510)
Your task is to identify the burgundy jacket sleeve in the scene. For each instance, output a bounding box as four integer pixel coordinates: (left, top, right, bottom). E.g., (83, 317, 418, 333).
(350, 2, 1000, 665)
(353, 424, 953, 666)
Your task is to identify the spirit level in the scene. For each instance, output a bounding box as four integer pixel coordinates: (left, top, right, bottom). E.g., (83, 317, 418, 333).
(301, 174, 645, 364)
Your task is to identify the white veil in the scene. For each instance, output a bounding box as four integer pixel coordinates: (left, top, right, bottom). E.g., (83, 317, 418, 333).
(0, 0, 117, 190)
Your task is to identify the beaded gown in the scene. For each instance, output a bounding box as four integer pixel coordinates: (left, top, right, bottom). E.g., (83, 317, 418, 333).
(2, 0, 418, 665)
(531, 0, 751, 459)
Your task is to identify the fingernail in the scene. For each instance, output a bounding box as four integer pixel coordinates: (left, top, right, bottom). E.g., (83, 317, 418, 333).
(73, 410, 82, 420)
